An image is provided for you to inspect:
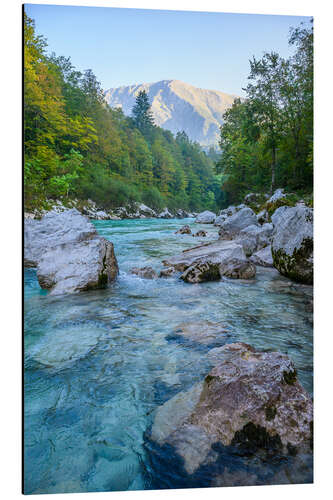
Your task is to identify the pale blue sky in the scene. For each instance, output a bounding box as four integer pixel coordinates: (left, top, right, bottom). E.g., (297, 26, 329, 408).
(25, 4, 311, 96)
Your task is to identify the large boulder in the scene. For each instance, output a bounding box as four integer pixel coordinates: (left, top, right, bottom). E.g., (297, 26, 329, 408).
(162, 240, 255, 283)
(150, 343, 313, 474)
(271, 205, 290, 227)
(163, 240, 248, 273)
(250, 245, 274, 267)
(237, 223, 273, 256)
(218, 207, 259, 240)
(213, 214, 227, 226)
(24, 209, 97, 267)
(24, 209, 118, 295)
(37, 236, 118, 295)
(271, 205, 313, 284)
(195, 211, 216, 224)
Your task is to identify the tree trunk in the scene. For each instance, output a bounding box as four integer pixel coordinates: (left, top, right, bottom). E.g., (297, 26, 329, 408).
(270, 145, 276, 195)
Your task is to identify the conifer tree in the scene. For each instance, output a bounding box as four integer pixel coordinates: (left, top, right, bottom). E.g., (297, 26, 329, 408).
(132, 90, 155, 135)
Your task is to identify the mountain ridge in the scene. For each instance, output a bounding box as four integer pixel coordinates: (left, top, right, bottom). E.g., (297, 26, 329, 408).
(104, 79, 238, 146)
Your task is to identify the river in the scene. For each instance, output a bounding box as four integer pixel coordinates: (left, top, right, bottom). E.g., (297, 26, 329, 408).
(24, 217, 313, 493)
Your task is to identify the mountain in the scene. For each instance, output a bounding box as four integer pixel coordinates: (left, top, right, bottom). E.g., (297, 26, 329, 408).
(104, 80, 238, 146)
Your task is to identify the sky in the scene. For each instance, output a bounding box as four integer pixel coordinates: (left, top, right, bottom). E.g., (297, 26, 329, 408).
(25, 4, 311, 97)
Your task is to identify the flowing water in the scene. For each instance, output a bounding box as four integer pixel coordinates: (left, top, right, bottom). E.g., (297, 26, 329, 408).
(24, 218, 313, 494)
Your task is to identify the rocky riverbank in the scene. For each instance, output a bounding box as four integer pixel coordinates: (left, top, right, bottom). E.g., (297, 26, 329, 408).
(24, 188, 314, 294)
(24, 198, 196, 221)
(130, 189, 313, 285)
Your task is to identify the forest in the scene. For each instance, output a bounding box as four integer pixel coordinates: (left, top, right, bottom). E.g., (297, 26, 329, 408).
(24, 12, 219, 213)
(217, 20, 313, 206)
(24, 12, 313, 213)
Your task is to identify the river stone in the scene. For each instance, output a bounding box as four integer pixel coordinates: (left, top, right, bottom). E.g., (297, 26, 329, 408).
(218, 259, 256, 279)
(163, 240, 247, 272)
(30, 323, 104, 369)
(195, 211, 216, 224)
(268, 188, 286, 204)
(159, 267, 177, 278)
(218, 207, 259, 240)
(213, 214, 228, 226)
(136, 203, 157, 217)
(173, 321, 229, 345)
(181, 260, 221, 283)
(158, 208, 173, 219)
(244, 192, 263, 205)
(175, 225, 192, 235)
(130, 266, 158, 279)
(192, 230, 207, 237)
(271, 205, 313, 284)
(256, 209, 269, 225)
(24, 208, 97, 267)
(150, 343, 312, 474)
(37, 237, 118, 295)
(250, 245, 274, 267)
(237, 223, 273, 256)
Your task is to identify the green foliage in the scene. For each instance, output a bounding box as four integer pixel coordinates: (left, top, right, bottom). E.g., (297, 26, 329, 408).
(132, 90, 155, 138)
(141, 186, 165, 212)
(217, 20, 313, 206)
(24, 12, 218, 213)
(265, 193, 299, 217)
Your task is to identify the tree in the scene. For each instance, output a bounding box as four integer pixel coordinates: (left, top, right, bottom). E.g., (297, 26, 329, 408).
(132, 90, 155, 135)
(245, 52, 284, 193)
(24, 11, 218, 212)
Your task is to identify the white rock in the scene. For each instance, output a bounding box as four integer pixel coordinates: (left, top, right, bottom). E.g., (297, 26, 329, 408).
(195, 210, 216, 224)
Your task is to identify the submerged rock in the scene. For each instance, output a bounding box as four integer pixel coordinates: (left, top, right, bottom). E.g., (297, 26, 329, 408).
(130, 266, 158, 279)
(271, 205, 313, 284)
(150, 343, 313, 474)
(175, 225, 192, 235)
(172, 321, 228, 345)
(159, 267, 177, 278)
(195, 211, 216, 224)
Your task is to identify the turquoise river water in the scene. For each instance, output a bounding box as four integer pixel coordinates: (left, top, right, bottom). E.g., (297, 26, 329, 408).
(24, 218, 313, 493)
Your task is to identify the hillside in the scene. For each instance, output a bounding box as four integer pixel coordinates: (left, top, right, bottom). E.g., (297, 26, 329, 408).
(104, 80, 237, 146)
